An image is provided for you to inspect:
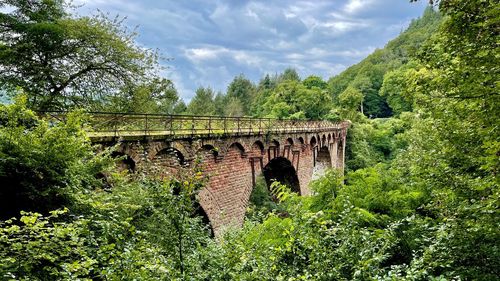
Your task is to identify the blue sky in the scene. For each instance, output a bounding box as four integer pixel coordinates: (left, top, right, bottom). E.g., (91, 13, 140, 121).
(75, 0, 429, 102)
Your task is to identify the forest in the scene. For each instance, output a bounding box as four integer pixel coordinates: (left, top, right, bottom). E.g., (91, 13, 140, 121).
(0, 0, 498, 280)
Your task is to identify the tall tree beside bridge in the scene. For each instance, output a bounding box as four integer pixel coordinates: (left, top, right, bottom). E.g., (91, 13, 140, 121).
(0, 0, 164, 111)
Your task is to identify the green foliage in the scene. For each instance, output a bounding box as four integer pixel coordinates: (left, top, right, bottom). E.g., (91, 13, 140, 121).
(246, 176, 279, 221)
(338, 85, 364, 121)
(213, 92, 226, 116)
(187, 87, 216, 115)
(226, 74, 256, 115)
(0, 176, 216, 280)
(0, 0, 163, 110)
(256, 80, 332, 120)
(279, 67, 301, 82)
(0, 95, 110, 219)
(328, 7, 441, 118)
(345, 116, 410, 171)
(0, 209, 97, 280)
(302, 75, 327, 90)
(102, 78, 181, 114)
(380, 64, 415, 115)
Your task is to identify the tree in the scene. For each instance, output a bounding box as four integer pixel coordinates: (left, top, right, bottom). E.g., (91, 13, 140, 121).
(0, 0, 161, 110)
(224, 97, 244, 117)
(338, 86, 364, 120)
(186, 87, 215, 115)
(380, 65, 414, 115)
(297, 88, 332, 119)
(213, 92, 226, 116)
(226, 74, 255, 115)
(257, 74, 276, 91)
(172, 100, 187, 114)
(327, 7, 440, 118)
(279, 68, 301, 82)
(103, 78, 179, 114)
(302, 75, 327, 90)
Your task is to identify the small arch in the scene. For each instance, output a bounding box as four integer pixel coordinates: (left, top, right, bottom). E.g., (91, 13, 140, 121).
(271, 139, 280, 147)
(328, 134, 332, 143)
(252, 140, 265, 154)
(318, 146, 332, 168)
(153, 147, 185, 167)
(268, 139, 281, 160)
(263, 157, 301, 195)
(197, 144, 219, 162)
(111, 151, 136, 172)
(297, 137, 305, 145)
(337, 138, 344, 159)
(229, 142, 245, 156)
(322, 135, 327, 146)
(286, 138, 294, 146)
(310, 136, 317, 147)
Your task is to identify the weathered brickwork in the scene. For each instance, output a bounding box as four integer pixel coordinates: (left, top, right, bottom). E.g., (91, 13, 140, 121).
(95, 127, 348, 235)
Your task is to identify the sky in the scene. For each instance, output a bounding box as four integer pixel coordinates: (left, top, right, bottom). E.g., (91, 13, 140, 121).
(74, 0, 429, 102)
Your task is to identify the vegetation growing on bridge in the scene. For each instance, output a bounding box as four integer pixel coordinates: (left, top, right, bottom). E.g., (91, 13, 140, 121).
(0, 0, 498, 280)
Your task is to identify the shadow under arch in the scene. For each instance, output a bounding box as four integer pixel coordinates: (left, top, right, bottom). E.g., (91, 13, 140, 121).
(312, 145, 332, 181)
(111, 151, 136, 172)
(196, 144, 219, 161)
(152, 147, 186, 167)
(317, 146, 332, 168)
(310, 136, 317, 147)
(252, 140, 265, 154)
(228, 142, 246, 156)
(263, 157, 301, 195)
(192, 201, 214, 237)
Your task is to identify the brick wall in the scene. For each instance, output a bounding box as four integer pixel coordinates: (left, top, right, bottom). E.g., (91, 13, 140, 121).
(104, 128, 347, 236)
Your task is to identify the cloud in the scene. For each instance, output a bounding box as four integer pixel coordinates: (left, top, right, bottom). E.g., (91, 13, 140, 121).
(343, 0, 375, 14)
(73, 0, 430, 101)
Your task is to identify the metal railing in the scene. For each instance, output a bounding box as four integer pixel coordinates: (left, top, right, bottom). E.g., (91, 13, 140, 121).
(38, 111, 349, 138)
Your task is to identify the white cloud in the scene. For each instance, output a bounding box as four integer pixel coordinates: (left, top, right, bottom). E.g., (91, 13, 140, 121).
(184, 46, 262, 67)
(344, 0, 375, 14)
(321, 20, 368, 33)
(184, 47, 223, 61)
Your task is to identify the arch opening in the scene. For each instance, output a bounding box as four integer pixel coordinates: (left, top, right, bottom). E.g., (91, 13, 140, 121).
(197, 144, 218, 162)
(229, 142, 245, 156)
(263, 157, 300, 195)
(312, 146, 332, 180)
(271, 139, 280, 147)
(252, 140, 265, 154)
(153, 148, 185, 167)
(192, 201, 214, 237)
(310, 136, 317, 147)
(111, 151, 136, 172)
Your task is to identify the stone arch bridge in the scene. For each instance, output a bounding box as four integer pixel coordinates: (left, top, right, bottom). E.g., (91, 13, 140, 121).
(43, 112, 350, 234)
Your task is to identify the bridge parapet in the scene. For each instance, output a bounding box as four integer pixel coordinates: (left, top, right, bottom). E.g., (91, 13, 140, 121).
(38, 111, 349, 141)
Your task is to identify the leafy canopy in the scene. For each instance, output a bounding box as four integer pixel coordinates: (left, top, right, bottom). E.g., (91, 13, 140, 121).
(0, 0, 162, 110)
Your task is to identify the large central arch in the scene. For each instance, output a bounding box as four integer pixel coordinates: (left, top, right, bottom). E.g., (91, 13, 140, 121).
(263, 157, 301, 194)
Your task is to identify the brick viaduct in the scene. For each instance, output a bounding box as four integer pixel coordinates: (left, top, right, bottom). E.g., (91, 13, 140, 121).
(61, 113, 350, 235)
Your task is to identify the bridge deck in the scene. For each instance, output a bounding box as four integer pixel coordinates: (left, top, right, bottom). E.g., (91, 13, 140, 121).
(39, 111, 350, 141)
